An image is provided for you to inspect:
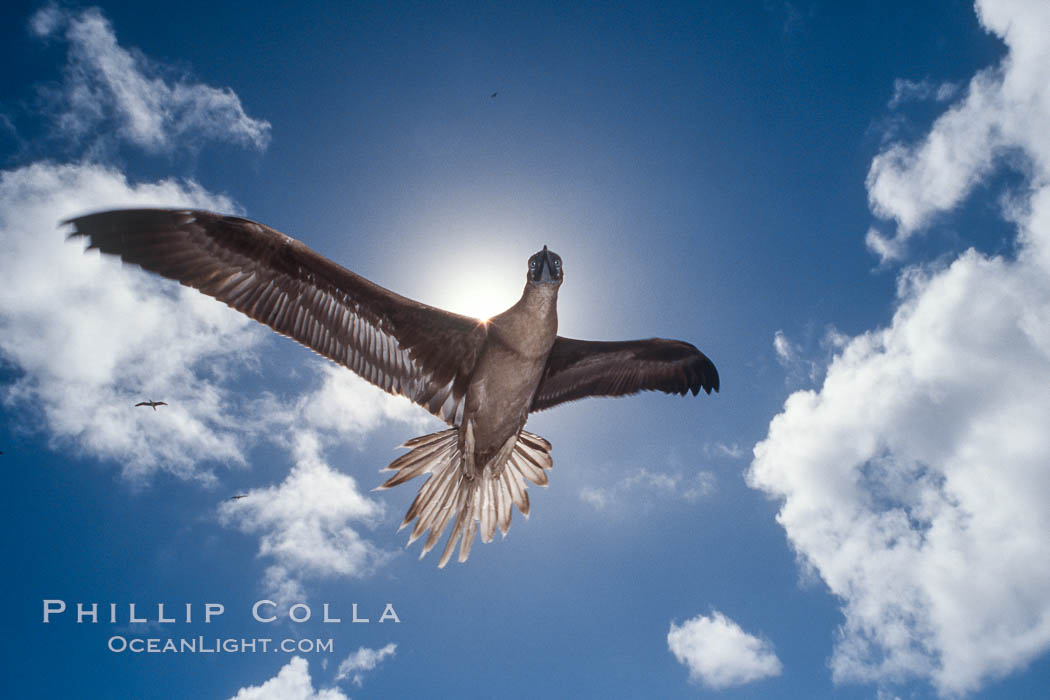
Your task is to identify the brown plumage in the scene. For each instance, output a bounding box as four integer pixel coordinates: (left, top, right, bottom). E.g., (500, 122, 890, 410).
(67, 209, 718, 566)
(135, 399, 168, 411)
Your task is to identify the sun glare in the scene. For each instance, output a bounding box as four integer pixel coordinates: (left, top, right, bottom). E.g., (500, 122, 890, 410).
(403, 217, 543, 321)
(434, 267, 522, 320)
(419, 244, 523, 320)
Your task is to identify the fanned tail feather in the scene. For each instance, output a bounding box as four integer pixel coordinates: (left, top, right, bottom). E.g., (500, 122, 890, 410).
(376, 428, 553, 566)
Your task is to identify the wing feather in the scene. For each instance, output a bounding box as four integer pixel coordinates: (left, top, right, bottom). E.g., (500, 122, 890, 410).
(531, 336, 718, 412)
(66, 208, 487, 424)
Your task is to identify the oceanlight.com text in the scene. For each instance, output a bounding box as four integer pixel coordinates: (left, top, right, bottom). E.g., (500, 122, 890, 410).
(107, 636, 335, 654)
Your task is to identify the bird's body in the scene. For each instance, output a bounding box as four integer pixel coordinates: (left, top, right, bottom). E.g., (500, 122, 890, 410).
(463, 280, 558, 471)
(135, 400, 167, 411)
(380, 258, 564, 562)
(68, 209, 718, 566)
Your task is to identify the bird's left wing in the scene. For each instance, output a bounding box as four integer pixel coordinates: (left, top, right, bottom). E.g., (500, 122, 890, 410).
(66, 209, 487, 425)
(531, 336, 718, 412)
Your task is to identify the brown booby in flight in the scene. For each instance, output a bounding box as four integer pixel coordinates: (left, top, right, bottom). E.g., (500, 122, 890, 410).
(67, 209, 718, 566)
(135, 400, 168, 411)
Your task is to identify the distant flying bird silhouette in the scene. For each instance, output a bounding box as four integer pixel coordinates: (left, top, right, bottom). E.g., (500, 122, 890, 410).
(228, 494, 248, 500)
(67, 209, 719, 566)
(135, 400, 167, 411)
(490, 91, 498, 98)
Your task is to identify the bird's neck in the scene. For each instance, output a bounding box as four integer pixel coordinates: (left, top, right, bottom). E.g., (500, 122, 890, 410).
(519, 281, 559, 317)
(487, 282, 559, 357)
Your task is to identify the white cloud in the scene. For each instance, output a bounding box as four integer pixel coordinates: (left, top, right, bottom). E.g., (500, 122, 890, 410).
(229, 657, 348, 700)
(0, 5, 418, 598)
(219, 431, 393, 604)
(888, 78, 959, 109)
(235, 360, 432, 459)
(31, 6, 270, 154)
(216, 364, 432, 599)
(773, 329, 829, 385)
(772, 329, 797, 365)
(866, 0, 1050, 259)
(703, 441, 747, 460)
(335, 643, 397, 687)
(753, 244, 1050, 693)
(580, 467, 715, 511)
(668, 611, 782, 690)
(28, 4, 63, 36)
(298, 363, 434, 438)
(0, 161, 261, 483)
(0, 168, 416, 567)
(0, 5, 278, 483)
(751, 0, 1050, 695)
(0, 160, 410, 584)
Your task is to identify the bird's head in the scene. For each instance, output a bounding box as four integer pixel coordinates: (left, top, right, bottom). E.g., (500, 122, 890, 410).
(527, 245, 563, 286)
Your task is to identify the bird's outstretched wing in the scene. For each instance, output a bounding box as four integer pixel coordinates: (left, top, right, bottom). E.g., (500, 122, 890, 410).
(67, 209, 487, 425)
(531, 337, 718, 412)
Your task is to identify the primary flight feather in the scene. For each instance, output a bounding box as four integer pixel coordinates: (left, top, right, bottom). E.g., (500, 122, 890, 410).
(66, 209, 718, 566)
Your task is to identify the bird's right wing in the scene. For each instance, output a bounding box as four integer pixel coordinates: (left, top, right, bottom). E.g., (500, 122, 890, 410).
(66, 209, 487, 425)
(531, 336, 718, 412)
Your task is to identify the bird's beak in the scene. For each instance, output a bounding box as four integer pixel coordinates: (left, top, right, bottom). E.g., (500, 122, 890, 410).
(538, 245, 554, 282)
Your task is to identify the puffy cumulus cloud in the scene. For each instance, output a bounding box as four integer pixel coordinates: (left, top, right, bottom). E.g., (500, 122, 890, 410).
(579, 467, 715, 512)
(238, 359, 433, 457)
(229, 657, 348, 700)
(752, 0, 1050, 695)
(217, 363, 432, 597)
(752, 245, 1050, 693)
(219, 432, 393, 604)
(0, 4, 277, 483)
(335, 643, 397, 687)
(30, 5, 270, 154)
(0, 161, 262, 483)
(298, 363, 434, 439)
(0, 171, 419, 585)
(667, 611, 782, 690)
(0, 4, 414, 604)
(866, 0, 1050, 259)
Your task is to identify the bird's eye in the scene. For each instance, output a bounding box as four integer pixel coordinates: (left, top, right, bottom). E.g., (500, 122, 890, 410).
(553, 259, 561, 267)
(530, 260, 537, 268)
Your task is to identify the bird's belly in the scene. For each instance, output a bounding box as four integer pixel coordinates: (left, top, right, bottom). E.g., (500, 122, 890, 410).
(462, 348, 546, 468)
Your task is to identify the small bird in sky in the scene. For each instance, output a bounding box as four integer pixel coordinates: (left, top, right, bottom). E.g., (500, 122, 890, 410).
(68, 209, 718, 566)
(228, 494, 248, 501)
(490, 91, 498, 98)
(135, 400, 167, 411)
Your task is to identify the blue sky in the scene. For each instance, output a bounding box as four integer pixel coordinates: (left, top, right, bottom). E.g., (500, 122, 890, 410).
(3, 1, 1050, 698)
